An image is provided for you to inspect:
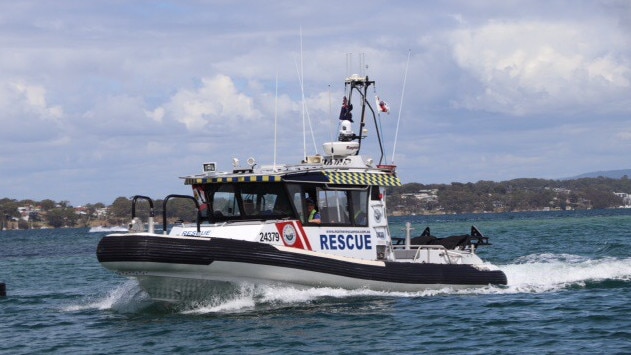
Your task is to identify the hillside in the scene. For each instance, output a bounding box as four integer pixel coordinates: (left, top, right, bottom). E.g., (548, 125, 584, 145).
(388, 175, 631, 215)
(567, 169, 631, 180)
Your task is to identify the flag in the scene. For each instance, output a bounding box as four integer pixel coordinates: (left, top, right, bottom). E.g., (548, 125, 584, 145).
(376, 96, 390, 114)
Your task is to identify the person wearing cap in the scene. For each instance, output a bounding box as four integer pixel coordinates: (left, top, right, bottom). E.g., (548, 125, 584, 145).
(306, 198, 321, 224)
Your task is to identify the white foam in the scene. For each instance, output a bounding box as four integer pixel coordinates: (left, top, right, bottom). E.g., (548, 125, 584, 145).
(179, 283, 474, 314)
(182, 284, 257, 314)
(182, 297, 256, 314)
(62, 280, 149, 312)
(500, 254, 631, 293)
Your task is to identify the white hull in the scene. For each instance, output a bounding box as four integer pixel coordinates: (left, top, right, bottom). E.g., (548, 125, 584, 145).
(97, 234, 505, 303)
(104, 260, 480, 302)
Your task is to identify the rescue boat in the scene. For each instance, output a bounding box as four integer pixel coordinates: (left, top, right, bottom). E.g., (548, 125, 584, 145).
(96, 74, 507, 302)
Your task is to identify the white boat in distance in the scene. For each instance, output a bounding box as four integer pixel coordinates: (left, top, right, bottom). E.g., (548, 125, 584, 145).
(96, 74, 507, 302)
(89, 226, 128, 233)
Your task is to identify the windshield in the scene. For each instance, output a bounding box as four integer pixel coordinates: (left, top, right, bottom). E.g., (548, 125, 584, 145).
(204, 182, 295, 222)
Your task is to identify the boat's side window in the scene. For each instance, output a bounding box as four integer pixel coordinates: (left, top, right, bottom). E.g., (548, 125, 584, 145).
(213, 184, 240, 218)
(350, 189, 369, 226)
(317, 189, 351, 225)
(286, 184, 305, 222)
(371, 185, 383, 201)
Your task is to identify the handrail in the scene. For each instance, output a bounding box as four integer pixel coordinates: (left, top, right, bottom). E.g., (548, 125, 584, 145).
(393, 244, 470, 264)
(444, 250, 464, 264)
(411, 244, 453, 264)
(131, 195, 154, 219)
(162, 194, 201, 234)
(131, 195, 154, 234)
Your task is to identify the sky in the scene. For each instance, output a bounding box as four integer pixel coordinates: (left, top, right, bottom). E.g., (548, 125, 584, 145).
(1, 0, 630, 206)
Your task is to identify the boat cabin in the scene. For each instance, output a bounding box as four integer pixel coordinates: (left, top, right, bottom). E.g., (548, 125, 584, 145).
(185, 167, 399, 228)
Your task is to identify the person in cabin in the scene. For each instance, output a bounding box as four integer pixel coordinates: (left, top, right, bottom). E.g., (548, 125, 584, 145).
(243, 199, 256, 215)
(350, 190, 368, 225)
(306, 198, 321, 224)
(354, 209, 367, 226)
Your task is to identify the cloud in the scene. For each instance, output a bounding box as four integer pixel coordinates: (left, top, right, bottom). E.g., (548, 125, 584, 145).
(160, 75, 263, 131)
(448, 19, 631, 116)
(81, 95, 152, 132)
(145, 107, 165, 123)
(616, 131, 631, 141)
(0, 80, 65, 142)
(12, 82, 63, 119)
(0, 81, 62, 120)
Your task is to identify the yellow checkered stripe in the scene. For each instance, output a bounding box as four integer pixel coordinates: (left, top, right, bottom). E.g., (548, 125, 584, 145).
(323, 171, 402, 186)
(185, 175, 282, 185)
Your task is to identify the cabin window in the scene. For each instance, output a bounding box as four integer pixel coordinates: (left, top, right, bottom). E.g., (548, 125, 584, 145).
(286, 184, 305, 221)
(371, 185, 381, 200)
(213, 184, 240, 218)
(287, 183, 327, 225)
(286, 183, 368, 226)
(350, 190, 368, 226)
(206, 182, 295, 221)
(238, 183, 293, 218)
(317, 190, 350, 225)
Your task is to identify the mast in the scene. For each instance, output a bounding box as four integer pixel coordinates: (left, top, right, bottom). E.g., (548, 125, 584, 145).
(343, 75, 384, 164)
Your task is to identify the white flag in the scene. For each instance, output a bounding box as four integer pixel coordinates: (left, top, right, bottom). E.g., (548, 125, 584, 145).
(376, 96, 390, 114)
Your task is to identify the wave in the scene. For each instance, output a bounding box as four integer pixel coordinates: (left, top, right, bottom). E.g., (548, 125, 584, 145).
(500, 254, 631, 293)
(63, 280, 152, 313)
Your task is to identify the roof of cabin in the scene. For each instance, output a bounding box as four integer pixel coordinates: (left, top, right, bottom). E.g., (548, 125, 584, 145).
(183, 168, 401, 187)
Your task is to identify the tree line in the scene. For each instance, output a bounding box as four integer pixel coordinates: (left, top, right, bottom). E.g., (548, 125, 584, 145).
(386, 176, 631, 214)
(2, 175, 631, 229)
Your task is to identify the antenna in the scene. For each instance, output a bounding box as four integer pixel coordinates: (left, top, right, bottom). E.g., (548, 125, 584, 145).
(359, 53, 366, 76)
(303, 93, 319, 154)
(295, 28, 318, 157)
(273, 70, 278, 170)
(346, 53, 352, 77)
(295, 56, 319, 157)
(300, 27, 306, 160)
(391, 49, 411, 164)
(328, 85, 332, 142)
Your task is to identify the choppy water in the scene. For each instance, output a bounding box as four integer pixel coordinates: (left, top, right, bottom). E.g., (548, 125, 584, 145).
(2, 209, 631, 354)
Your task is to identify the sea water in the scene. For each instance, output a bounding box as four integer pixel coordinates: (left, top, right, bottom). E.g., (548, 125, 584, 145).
(1, 209, 631, 354)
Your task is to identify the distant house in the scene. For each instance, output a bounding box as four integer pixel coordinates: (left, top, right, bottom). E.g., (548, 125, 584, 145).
(74, 206, 89, 216)
(551, 187, 571, 194)
(96, 207, 108, 218)
(614, 192, 631, 208)
(17, 205, 40, 221)
(401, 189, 438, 202)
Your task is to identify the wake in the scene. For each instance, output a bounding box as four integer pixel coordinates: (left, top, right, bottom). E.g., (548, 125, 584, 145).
(62, 280, 153, 313)
(500, 253, 631, 293)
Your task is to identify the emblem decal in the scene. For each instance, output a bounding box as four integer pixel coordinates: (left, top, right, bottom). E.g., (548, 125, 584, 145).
(282, 224, 297, 246)
(374, 207, 382, 222)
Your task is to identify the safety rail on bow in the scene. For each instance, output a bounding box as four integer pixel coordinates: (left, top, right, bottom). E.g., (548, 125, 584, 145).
(129, 194, 201, 234)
